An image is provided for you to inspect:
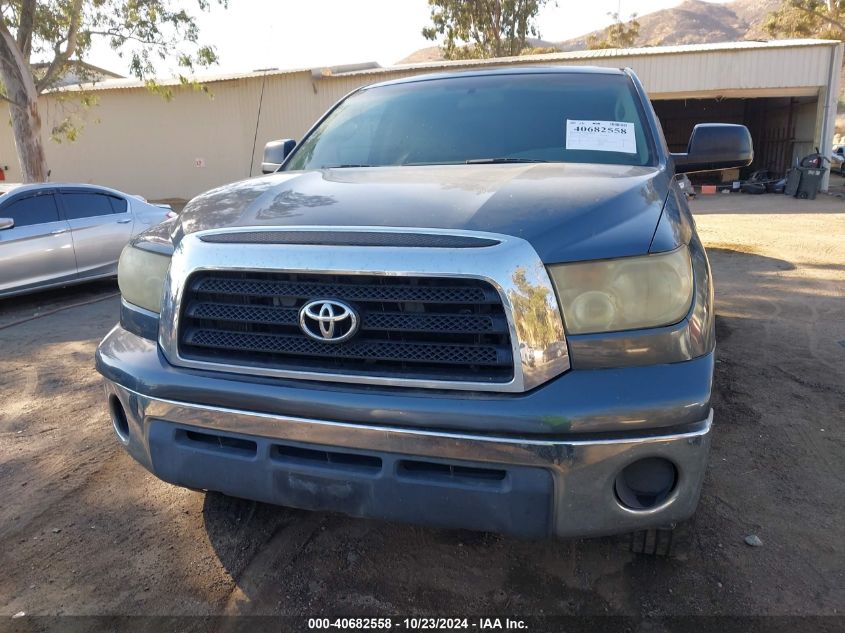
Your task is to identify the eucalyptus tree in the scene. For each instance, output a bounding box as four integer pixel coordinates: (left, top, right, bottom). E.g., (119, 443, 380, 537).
(0, 0, 225, 182)
(422, 0, 551, 60)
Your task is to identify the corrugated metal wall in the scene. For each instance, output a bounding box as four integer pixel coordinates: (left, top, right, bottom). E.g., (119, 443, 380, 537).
(0, 41, 839, 200)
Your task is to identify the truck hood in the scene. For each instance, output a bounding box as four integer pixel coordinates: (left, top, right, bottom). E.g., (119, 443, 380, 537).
(177, 163, 670, 263)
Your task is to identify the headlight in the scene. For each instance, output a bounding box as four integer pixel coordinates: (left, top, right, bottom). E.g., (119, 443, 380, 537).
(117, 245, 171, 313)
(548, 245, 693, 335)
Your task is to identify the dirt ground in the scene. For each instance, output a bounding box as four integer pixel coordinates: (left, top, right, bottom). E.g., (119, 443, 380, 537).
(0, 193, 843, 625)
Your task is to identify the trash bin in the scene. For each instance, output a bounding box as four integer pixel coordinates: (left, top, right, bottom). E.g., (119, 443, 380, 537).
(786, 152, 828, 200)
(785, 168, 801, 196)
(796, 167, 825, 200)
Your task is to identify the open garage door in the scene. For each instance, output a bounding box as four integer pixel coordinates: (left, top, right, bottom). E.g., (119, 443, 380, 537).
(653, 96, 819, 182)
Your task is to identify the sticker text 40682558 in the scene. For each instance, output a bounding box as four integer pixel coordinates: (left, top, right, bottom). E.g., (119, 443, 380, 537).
(565, 120, 637, 154)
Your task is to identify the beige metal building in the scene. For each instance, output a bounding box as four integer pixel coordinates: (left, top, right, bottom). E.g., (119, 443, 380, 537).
(0, 39, 841, 201)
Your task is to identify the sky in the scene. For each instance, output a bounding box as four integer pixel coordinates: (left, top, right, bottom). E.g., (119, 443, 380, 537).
(86, 0, 734, 78)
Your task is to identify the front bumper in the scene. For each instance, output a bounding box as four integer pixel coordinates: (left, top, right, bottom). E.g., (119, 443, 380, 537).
(99, 328, 712, 539)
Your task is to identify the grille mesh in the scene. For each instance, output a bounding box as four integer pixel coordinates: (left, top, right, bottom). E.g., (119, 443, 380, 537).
(185, 330, 501, 365)
(178, 271, 513, 382)
(188, 302, 500, 334)
(188, 303, 298, 325)
(192, 277, 496, 304)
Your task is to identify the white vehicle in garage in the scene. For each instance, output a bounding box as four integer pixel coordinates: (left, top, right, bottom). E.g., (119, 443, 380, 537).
(0, 183, 174, 298)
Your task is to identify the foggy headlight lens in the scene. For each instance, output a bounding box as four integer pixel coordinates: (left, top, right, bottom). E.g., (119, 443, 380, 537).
(549, 246, 693, 335)
(117, 245, 171, 313)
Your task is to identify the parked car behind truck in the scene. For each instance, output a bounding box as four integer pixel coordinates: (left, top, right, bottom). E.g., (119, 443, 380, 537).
(97, 67, 752, 554)
(0, 183, 173, 298)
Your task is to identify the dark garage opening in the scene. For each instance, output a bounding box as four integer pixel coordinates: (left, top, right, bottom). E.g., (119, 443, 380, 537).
(653, 96, 819, 183)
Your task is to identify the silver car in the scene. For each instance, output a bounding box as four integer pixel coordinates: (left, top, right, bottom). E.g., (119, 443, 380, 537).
(0, 183, 173, 298)
(831, 145, 845, 175)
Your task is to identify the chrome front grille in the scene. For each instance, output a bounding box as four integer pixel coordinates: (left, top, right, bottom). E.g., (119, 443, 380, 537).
(159, 227, 571, 392)
(178, 271, 514, 383)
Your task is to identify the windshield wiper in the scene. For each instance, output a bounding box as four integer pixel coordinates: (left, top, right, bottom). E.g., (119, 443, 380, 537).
(323, 164, 372, 168)
(465, 158, 548, 164)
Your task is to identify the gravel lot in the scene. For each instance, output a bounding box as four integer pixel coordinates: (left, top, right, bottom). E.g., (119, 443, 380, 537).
(1, 194, 843, 624)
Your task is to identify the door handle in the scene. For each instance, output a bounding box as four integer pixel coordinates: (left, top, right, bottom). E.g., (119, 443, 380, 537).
(116, 218, 132, 224)
(51, 228, 68, 235)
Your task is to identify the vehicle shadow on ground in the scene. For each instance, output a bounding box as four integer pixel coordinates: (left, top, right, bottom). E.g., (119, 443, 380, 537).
(200, 491, 631, 615)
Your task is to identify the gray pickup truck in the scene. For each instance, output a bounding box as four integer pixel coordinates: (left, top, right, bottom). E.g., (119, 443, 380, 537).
(96, 67, 752, 553)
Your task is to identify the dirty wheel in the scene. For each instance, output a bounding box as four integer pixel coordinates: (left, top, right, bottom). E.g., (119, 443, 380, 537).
(629, 521, 692, 558)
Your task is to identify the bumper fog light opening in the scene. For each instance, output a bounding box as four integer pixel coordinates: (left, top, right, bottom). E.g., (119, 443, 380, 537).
(615, 457, 678, 511)
(109, 395, 130, 443)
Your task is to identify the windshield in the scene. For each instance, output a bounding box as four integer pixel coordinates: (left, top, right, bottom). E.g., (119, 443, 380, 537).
(285, 72, 656, 170)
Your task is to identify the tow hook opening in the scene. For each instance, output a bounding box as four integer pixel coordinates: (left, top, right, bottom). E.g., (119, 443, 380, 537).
(615, 457, 677, 511)
(109, 395, 130, 443)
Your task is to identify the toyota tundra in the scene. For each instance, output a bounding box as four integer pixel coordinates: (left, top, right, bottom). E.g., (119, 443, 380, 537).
(95, 67, 752, 553)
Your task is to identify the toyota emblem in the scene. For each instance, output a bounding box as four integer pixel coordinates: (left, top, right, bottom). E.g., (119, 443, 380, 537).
(299, 299, 359, 343)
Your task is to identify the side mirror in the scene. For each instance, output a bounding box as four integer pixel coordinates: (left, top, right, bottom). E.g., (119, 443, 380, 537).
(672, 124, 753, 174)
(262, 139, 296, 174)
(0, 217, 14, 230)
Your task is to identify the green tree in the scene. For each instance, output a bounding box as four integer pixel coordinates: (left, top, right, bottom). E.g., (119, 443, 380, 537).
(587, 12, 640, 50)
(520, 45, 557, 55)
(764, 0, 845, 39)
(422, 0, 551, 60)
(0, 0, 226, 183)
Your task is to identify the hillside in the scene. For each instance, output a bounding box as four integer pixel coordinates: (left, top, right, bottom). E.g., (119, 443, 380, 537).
(397, 0, 784, 64)
(400, 37, 560, 64)
(556, 0, 781, 51)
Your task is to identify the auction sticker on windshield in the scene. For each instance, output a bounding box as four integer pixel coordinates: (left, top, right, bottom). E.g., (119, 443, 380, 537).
(566, 120, 636, 154)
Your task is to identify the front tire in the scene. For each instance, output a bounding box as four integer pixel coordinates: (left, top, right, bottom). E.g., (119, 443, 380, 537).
(629, 521, 693, 558)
